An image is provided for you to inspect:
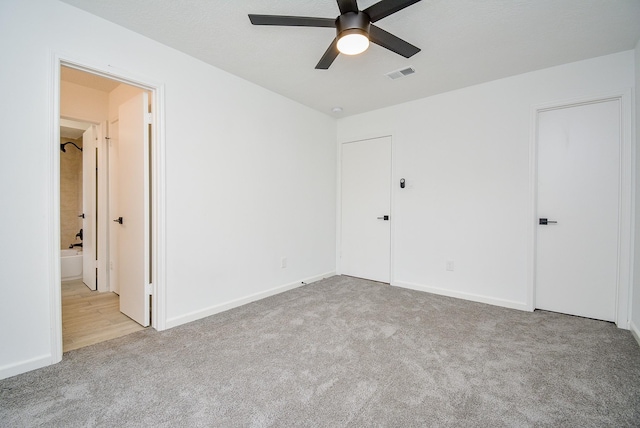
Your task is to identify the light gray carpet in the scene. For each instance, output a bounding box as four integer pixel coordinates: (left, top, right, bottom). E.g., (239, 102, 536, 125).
(2, 275, 639, 427)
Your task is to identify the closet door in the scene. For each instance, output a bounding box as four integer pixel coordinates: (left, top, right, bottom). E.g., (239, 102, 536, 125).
(341, 136, 392, 283)
(535, 99, 620, 321)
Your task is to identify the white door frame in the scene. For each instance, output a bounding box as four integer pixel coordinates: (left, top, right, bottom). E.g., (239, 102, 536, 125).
(337, 135, 396, 284)
(48, 53, 167, 364)
(527, 89, 634, 328)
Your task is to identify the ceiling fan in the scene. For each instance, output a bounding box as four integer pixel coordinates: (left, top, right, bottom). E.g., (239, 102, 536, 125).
(248, 0, 422, 69)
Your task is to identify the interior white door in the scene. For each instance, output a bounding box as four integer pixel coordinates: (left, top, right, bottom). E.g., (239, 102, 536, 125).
(536, 99, 620, 322)
(341, 136, 392, 283)
(116, 92, 150, 327)
(81, 125, 97, 290)
(108, 121, 120, 295)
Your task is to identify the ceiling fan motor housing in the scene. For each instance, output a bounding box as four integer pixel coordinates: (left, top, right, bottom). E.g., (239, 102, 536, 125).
(248, 0, 422, 69)
(336, 11, 371, 38)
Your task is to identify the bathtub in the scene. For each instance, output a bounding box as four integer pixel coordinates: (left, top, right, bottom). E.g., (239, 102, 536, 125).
(61, 249, 83, 281)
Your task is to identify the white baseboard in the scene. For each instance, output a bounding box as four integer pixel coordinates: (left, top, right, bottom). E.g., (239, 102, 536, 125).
(393, 280, 529, 311)
(0, 354, 53, 381)
(630, 321, 640, 348)
(165, 271, 335, 329)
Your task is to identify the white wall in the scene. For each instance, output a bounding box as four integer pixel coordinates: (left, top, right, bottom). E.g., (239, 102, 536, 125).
(60, 80, 108, 123)
(0, 0, 336, 379)
(632, 39, 640, 343)
(108, 84, 146, 123)
(338, 51, 635, 311)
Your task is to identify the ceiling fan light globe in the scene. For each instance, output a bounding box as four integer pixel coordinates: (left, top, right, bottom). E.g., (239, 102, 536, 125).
(337, 31, 369, 55)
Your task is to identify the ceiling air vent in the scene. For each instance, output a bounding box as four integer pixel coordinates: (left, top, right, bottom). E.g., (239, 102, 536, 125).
(385, 66, 416, 80)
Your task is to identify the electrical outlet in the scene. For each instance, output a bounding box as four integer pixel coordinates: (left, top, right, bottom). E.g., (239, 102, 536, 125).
(446, 260, 454, 271)
(281, 257, 287, 269)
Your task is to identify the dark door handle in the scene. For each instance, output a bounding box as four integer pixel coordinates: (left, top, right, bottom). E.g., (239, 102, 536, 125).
(539, 218, 557, 225)
(113, 217, 123, 224)
(78, 213, 85, 218)
(377, 215, 390, 221)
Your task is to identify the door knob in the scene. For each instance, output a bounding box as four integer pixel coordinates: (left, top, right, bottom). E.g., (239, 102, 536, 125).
(377, 215, 390, 221)
(539, 218, 557, 225)
(113, 217, 123, 224)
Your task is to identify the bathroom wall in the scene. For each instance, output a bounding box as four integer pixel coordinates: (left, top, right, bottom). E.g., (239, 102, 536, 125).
(59, 137, 83, 250)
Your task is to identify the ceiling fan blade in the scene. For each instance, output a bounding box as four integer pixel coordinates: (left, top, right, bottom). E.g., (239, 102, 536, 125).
(249, 15, 336, 28)
(363, 0, 421, 23)
(337, 0, 359, 14)
(369, 25, 420, 58)
(315, 38, 340, 69)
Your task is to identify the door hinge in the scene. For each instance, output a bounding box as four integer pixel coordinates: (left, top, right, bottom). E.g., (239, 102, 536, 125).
(146, 113, 153, 125)
(146, 283, 153, 296)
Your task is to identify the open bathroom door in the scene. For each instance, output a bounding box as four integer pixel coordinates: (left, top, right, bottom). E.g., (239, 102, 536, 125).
(82, 125, 97, 290)
(116, 92, 150, 327)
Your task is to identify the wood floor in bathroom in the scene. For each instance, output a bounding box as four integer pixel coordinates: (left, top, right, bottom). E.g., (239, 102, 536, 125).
(62, 280, 146, 352)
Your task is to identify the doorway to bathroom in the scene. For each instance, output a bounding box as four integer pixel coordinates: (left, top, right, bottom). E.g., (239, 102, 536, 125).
(60, 116, 108, 291)
(58, 64, 157, 351)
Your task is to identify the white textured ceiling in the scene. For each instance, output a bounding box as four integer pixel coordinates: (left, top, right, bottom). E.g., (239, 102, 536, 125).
(59, 0, 640, 117)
